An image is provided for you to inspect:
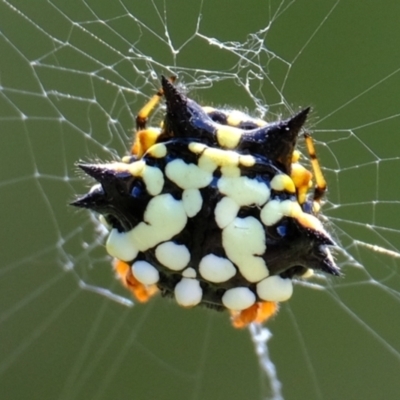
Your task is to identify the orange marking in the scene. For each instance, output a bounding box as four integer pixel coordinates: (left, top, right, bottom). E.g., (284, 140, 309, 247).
(291, 162, 313, 205)
(131, 128, 161, 158)
(255, 301, 278, 324)
(113, 259, 158, 303)
(231, 303, 258, 328)
(231, 301, 278, 328)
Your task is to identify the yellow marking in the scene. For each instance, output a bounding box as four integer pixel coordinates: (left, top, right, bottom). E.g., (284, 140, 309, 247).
(292, 150, 301, 163)
(218, 176, 270, 206)
(290, 163, 312, 204)
(216, 125, 242, 148)
(198, 147, 240, 174)
(127, 160, 145, 176)
(312, 201, 321, 213)
(202, 147, 239, 166)
(142, 165, 164, 195)
(226, 110, 266, 127)
(296, 211, 324, 232)
(254, 119, 267, 127)
(301, 268, 314, 278)
(226, 110, 248, 127)
(304, 133, 327, 203)
(202, 106, 215, 113)
(214, 197, 240, 229)
(96, 162, 131, 174)
(220, 165, 240, 177)
(122, 155, 132, 163)
(239, 155, 255, 167)
(270, 174, 296, 193)
(197, 154, 218, 173)
(260, 200, 283, 226)
(147, 143, 167, 158)
(279, 198, 326, 233)
(281, 200, 302, 219)
(166, 159, 213, 189)
(188, 142, 207, 154)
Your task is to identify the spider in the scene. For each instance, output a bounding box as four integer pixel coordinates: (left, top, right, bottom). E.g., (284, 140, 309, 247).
(72, 76, 339, 328)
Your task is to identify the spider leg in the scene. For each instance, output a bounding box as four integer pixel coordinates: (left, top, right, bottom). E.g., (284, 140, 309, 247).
(135, 76, 177, 130)
(132, 76, 176, 157)
(304, 133, 327, 205)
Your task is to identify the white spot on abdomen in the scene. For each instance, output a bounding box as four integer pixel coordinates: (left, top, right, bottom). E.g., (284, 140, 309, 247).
(182, 188, 203, 217)
(182, 267, 197, 278)
(166, 159, 212, 189)
(147, 143, 167, 158)
(106, 229, 138, 262)
(270, 174, 295, 193)
(218, 176, 270, 206)
(222, 217, 269, 282)
(256, 275, 293, 302)
(142, 165, 164, 195)
(222, 287, 256, 310)
(174, 278, 202, 307)
(260, 199, 284, 226)
(216, 125, 242, 149)
(131, 194, 187, 251)
(155, 241, 190, 271)
(199, 254, 236, 282)
(132, 261, 159, 285)
(214, 197, 239, 228)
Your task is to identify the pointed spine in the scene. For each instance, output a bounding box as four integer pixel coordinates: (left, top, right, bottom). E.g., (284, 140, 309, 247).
(161, 75, 215, 144)
(71, 163, 143, 231)
(238, 108, 310, 172)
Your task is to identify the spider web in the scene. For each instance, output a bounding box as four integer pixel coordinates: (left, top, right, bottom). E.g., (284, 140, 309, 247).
(1, 0, 400, 399)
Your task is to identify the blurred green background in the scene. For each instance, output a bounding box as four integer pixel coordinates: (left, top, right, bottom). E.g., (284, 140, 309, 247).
(1, 1, 400, 399)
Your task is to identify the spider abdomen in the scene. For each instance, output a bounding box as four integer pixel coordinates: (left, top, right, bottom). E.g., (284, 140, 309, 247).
(72, 76, 339, 327)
